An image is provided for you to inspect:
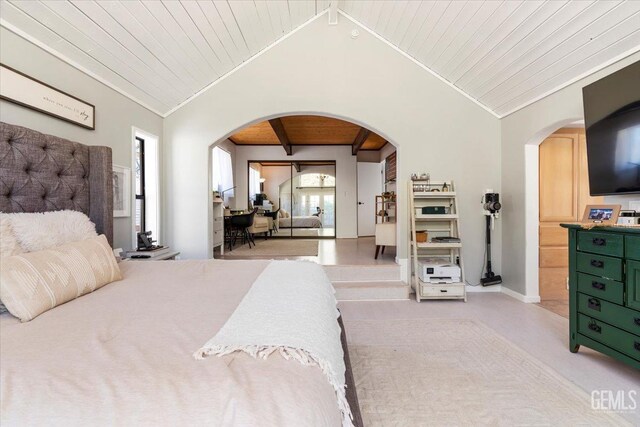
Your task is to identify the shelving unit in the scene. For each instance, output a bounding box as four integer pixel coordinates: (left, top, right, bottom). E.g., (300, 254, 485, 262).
(375, 195, 396, 224)
(409, 180, 466, 302)
(212, 197, 224, 257)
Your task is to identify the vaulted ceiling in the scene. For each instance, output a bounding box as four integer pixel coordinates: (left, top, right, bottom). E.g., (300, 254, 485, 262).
(0, 0, 328, 114)
(342, 0, 640, 116)
(1, 1, 639, 118)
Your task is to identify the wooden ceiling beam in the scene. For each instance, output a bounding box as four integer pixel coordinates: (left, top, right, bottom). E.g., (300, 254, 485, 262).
(352, 127, 371, 155)
(268, 118, 293, 155)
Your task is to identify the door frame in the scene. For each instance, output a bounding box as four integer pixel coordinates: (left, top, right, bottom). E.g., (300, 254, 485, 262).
(525, 121, 585, 302)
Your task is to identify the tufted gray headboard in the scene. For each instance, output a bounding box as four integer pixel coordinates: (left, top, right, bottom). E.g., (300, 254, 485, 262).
(0, 122, 113, 245)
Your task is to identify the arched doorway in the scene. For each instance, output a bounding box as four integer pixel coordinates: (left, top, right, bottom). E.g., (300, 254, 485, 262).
(209, 114, 399, 263)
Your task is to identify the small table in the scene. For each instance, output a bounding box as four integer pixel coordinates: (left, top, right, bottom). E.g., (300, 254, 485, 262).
(127, 250, 180, 261)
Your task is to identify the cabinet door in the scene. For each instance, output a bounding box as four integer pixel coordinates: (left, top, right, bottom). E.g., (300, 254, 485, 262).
(538, 133, 577, 301)
(627, 260, 640, 311)
(539, 135, 578, 222)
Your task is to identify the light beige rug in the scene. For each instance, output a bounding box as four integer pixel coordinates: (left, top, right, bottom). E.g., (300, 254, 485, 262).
(345, 319, 630, 426)
(225, 239, 319, 257)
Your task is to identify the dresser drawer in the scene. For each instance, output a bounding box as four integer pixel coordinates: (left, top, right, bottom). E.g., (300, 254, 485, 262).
(213, 230, 224, 245)
(578, 231, 624, 257)
(578, 314, 640, 361)
(576, 252, 623, 281)
(578, 293, 640, 336)
(577, 273, 624, 305)
(627, 235, 640, 261)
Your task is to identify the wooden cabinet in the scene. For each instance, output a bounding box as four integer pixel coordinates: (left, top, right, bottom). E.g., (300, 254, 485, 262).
(563, 224, 640, 370)
(539, 134, 578, 222)
(626, 260, 640, 311)
(539, 129, 602, 301)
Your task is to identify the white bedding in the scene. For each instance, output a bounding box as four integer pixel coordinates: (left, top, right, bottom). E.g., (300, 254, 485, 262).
(0, 260, 342, 426)
(279, 215, 323, 228)
(196, 261, 351, 426)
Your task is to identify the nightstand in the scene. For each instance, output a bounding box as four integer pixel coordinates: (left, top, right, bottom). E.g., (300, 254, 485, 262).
(127, 250, 180, 261)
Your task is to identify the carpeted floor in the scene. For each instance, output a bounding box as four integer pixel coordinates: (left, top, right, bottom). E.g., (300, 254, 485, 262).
(346, 318, 629, 426)
(224, 239, 319, 257)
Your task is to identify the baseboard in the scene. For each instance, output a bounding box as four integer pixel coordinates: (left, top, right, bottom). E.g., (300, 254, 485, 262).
(501, 286, 541, 303)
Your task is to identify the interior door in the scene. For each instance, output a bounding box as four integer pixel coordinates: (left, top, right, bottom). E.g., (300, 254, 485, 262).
(357, 162, 382, 237)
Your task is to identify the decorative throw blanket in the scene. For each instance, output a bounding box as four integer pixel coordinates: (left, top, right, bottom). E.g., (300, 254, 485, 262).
(195, 261, 353, 427)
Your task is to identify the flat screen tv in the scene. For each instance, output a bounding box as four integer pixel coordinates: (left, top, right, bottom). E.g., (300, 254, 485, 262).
(583, 60, 640, 196)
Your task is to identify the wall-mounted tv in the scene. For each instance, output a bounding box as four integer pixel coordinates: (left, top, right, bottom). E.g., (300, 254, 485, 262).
(583, 60, 640, 196)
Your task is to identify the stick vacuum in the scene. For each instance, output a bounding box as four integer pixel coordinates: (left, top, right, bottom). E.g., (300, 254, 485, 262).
(481, 192, 502, 286)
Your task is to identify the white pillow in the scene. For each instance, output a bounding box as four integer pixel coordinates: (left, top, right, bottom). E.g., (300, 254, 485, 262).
(2, 210, 98, 253)
(0, 235, 121, 322)
(0, 216, 22, 258)
(0, 217, 22, 315)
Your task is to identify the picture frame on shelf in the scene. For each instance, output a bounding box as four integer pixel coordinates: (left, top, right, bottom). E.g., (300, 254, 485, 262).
(113, 165, 131, 218)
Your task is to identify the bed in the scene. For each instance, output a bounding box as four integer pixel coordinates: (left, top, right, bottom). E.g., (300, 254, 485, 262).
(0, 122, 362, 426)
(279, 215, 323, 228)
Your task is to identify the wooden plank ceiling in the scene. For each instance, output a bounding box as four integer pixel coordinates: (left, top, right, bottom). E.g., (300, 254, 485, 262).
(0, 0, 327, 114)
(1, 1, 638, 117)
(229, 115, 387, 151)
(341, 0, 640, 116)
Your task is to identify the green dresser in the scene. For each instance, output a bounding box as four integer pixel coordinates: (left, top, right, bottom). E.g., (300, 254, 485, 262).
(561, 224, 640, 370)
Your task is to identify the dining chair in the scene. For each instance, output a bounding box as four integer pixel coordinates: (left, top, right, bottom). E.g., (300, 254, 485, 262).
(229, 208, 258, 250)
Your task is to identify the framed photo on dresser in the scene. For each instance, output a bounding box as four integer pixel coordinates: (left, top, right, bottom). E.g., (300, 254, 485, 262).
(581, 204, 621, 225)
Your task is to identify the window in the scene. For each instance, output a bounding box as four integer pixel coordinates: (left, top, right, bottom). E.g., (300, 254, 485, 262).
(299, 173, 335, 187)
(134, 137, 145, 233)
(211, 147, 234, 204)
(249, 166, 261, 201)
(134, 130, 159, 243)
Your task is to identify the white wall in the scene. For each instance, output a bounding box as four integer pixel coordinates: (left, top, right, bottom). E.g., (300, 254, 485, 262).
(260, 165, 291, 208)
(501, 51, 640, 298)
(235, 145, 356, 238)
(0, 28, 163, 251)
(163, 15, 501, 288)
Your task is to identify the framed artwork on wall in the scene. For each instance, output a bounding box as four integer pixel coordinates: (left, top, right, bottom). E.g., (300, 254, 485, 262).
(113, 165, 131, 218)
(0, 63, 95, 130)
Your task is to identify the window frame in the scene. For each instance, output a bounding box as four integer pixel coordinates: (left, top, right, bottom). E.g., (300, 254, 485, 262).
(135, 136, 146, 233)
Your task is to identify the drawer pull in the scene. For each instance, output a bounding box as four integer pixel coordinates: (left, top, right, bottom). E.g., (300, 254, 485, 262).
(588, 321, 601, 334)
(587, 298, 601, 311)
(635, 342, 640, 352)
(440, 290, 447, 293)
(634, 317, 640, 327)
(592, 237, 607, 246)
(591, 281, 606, 291)
(590, 259, 604, 268)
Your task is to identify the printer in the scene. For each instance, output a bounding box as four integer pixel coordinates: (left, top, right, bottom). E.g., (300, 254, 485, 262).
(418, 260, 461, 284)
